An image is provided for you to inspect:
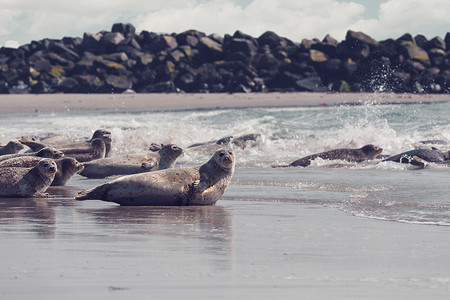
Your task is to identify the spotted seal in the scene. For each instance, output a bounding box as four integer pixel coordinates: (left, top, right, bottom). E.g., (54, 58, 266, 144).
(79, 144, 183, 179)
(285, 144, 383, 167)
(382, 148, 450, 164)
(0, 158, 57, 197)
(0, 140, 24, 155)
(61, 137, 108, 162)
(75, 148, 235, 206)
(0, 147, 64, 163)
(187, 133, 261, 153)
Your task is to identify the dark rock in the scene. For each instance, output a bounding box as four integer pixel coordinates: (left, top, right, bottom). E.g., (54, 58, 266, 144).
(105, 75, 133, 91)
(414, 34, 428, 49)
(198, 37, 223, 62)
(424, 36, 446, 50)
(176, 30, 205, 47)
(81, 32, 103, 53)
(398, 40, 430, 65)
(226, 38, 257, 56)
(75, 75, 106, 93)
(101, 32, 125, 52)
(295, 76, 323, 91)
(140, 80, 177, 93)
(112, 23, 136, 35)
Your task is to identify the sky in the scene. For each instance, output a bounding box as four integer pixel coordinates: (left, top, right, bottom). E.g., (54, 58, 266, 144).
(1, 0, 449, 48)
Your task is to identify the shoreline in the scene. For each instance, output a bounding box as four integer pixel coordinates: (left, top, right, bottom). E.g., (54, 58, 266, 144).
(0, 92, 449, 114)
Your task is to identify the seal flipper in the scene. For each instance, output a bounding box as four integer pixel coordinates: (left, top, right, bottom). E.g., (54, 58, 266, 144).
(74, 183, 110, 201)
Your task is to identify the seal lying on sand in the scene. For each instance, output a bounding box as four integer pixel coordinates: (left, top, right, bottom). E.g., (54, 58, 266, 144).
(75, 148, 235, 206)
(0, 158, 57, 197)
(61, 137, 108, 162)
(0, 147, 64, 163)
(0, 156, 84, 186)
(283, 144, 383, 167)
(79, 144, 183, 178)
(0, 140, 24, 155)
(382, 148, 450, 164)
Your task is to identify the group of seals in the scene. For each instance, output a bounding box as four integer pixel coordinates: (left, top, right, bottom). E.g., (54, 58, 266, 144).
(75, 148, 236, 206)
(0, 129, 113, 197)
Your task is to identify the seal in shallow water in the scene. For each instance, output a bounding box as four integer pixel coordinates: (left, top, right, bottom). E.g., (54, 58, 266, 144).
(382, 148, 450, 164)
(79, 144, 183, 178)
(75, 148, 235, 206)
(0, 158, 57, 197)
(0, 147, 64, 163)
(286, 144, 383, 167)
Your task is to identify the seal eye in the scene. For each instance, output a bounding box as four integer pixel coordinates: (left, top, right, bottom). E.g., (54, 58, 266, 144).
(43, 163, 49, 167)
(219, 152, 224, 157)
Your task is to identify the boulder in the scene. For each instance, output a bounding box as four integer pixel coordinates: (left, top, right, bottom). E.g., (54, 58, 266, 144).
(111, 23, 136, 35)
(398, 40, 430, 65)
(198, 37, 223, 62)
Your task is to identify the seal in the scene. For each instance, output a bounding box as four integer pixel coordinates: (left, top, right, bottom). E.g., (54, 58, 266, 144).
(0, 156, 83, 186)
(186, 133, 261, 155)
(0, 147, 64, 163)
(0, 158, 57, 197)
(56, 130, 113, 157)
(187, 133, 261, 151)
(0, 140, 24, 155)
(79, 144, 183, 178)
(75, 148, 236, 206)
(61, 137, 107, 162)
(382, 148, 450, 164)
(286, 144, 383, 167)
(51, 157, 85, 186)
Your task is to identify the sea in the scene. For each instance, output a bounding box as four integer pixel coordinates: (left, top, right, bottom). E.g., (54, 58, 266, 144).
(1, 94, 450, 298)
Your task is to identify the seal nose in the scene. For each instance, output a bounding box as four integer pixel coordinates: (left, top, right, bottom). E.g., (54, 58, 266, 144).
(49, 166, 56, 172)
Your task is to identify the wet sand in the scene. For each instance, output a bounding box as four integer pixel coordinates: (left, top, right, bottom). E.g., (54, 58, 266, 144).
(1, 177, 450, 299)
(0, 92, 449, 114)
(1, 93, 450, 299)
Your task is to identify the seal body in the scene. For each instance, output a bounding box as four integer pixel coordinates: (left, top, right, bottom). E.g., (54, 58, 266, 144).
(0, 158, 57, 197)
(0, 147, 64, 163)
(75, 149, 235, 206)
(61, 138, 107, 162)
(187, 134, 261, 153)
(382, 149, 449, 163)
(79, 144, 183, 178)
(289, 144, 383, 167)
(0, 141, 24, 155)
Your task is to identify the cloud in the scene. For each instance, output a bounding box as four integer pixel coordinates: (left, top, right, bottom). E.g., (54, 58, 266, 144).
(0, 0, 449, 48)
(350, 0, 450, 40)
(134, 0, 366, 41)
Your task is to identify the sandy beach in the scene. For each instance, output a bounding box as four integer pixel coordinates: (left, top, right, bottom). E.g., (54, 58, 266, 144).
(1, 92, 450, 299)
(0, 92, 449, 114)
